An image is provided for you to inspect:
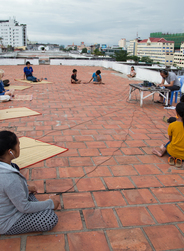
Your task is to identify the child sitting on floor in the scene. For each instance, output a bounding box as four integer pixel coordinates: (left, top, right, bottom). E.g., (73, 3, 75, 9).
(0, 69, 14, 99)
(88, 70, 105, 84)
(71, 69, 81, 84)
(152, 102, 184, 167)
(23, 61, 43, 82)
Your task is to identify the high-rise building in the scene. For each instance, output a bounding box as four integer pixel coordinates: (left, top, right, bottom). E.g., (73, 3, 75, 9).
(150, 32, 184, 50)
(0, 17, 27, 47)
(127, 37, 174, 65)
(118, 38, 126, 48)
(174, 42, 184, 67)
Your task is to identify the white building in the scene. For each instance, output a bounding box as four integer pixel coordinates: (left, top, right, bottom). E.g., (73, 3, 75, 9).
(118, 38, 126, 48)
(127, 37, 174, 66)
(0, 17, 27, 47)
(174, 42, 184, 67)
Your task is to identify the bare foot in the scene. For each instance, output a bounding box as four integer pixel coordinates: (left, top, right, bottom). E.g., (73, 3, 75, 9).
(152, 148, 163, 157)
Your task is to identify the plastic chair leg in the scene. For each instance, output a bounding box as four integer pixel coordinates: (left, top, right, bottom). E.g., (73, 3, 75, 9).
(170, 92, 174, 105)
(175, 92, 178, 103)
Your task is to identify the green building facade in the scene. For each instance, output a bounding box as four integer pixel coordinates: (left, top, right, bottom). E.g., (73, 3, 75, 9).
(150, 32, 184, 50)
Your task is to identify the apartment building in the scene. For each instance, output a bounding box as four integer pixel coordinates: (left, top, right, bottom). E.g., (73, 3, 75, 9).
(174, 42, 184, 67)
(127, 37, 174, 65)
(0, 17, 27, 47)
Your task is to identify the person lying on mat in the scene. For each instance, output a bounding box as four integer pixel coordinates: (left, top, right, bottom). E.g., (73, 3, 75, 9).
(23, 61, 43, 82)
(0, 130, 59, 235)
(155, 69, 180, 104)
(152, 102, 184, 168)
(88, 70, 105, 84)
(0, 69, 14, 98)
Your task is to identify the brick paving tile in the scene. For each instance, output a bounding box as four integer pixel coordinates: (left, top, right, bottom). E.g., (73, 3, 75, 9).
(110, 165, 138, 176)
(31, 167, 57, 180)
(148, 204, 184, 223)
(131, 175, 163, 188)
(75, 177, 106, 191)
(59, 167, 84, 178)
(156, 174, 184, 186)
(104, 177, 135, 189)
(52, 211, 83, 232)
(144, 139, 165, 147)
(93, 191, 126, 207)
(116, 207, 155, 226)
(69, 157, 93, 166)
(144, 225, 184, 250)
(0, 238, 21, 251)
(68, 231, 110, 251)
(84, 165, 112, 177)
(85, 141, 107, 148)
(45, 157, 69, 168)
(46, 179, 74, 193)
(98, 147, 123, 156)
(78, 148, 100, 157)
(121, 147, 144, 155)
(106, 228, 152, 251)
(105, 140, 126, 148)
(26, 234, 65, 251)
(27, 180, 44, 193)
(178, 223, 184, 233)
(125, 140, 147, 147)
(83, 208, 119, 229)
(137, 155, 164, 164)
(62, 192, 95, 209)
(115, 156, 140, 165)
(122, 189, 157, 205)
(177, 202, 184, 211)
(133, 164, 162, 175)
(151, 187, 184, 203)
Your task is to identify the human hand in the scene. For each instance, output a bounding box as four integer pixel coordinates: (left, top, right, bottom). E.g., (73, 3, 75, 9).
(28, 185, 37, 194)
(50, 196, 60, 210)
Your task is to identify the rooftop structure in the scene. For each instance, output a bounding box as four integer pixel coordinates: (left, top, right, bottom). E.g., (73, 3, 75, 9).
(0, 64, 184, 250)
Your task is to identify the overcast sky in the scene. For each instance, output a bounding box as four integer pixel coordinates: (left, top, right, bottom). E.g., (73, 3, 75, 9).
(1, 0, 184, 46)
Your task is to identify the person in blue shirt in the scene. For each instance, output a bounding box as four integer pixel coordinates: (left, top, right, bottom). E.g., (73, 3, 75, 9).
(0, 69, 14, 98)
(88, 70, 105, 84)
(23, 61, 43, 82)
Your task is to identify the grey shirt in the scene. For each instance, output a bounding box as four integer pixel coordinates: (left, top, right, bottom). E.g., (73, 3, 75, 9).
(165, 72, 181, 87)
(0, 162, 54, 234)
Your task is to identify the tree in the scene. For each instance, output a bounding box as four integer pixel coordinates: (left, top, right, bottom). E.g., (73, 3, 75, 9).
(113, 50, 128, 61)
(93, 48, 103, 56)
(82, 48, 87, 53)
(140, 56, 153, 64)
(127, 55, 140, 63)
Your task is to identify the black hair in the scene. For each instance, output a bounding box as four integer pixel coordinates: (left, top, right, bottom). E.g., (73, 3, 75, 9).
(26, 61, 30, 65)
(176, 103, 184, 126)
(96, 70, 101, 75)
(73, 69, 77, 73)
(160, 69, 168, 76)
(0, 131, 18, 156)
(180, 94, 184, 103)
(131, 66, 134, 70)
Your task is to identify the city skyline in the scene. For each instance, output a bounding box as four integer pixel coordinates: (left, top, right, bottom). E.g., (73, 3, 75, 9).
(0, 0, 184, 46)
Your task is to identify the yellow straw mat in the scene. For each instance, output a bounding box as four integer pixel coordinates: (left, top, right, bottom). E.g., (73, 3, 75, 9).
(12, 137, 68, 169)
(15, 79, 52, 84)
(5, 85, 32, 90)
(0, 107, 40, 120)
(13, 94, 33, 101)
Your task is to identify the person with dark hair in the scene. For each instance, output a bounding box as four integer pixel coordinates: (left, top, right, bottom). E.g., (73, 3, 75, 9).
(88, 70, 105, 84)
(23, 61, 43, 82)
(127, 66, 136, 78)
(155, 69, 180, 104)
(152, 102, 184, 167)
(71, 69, 81, 84)
(163, 94, 184, 123)
(0, 131, 59, 235)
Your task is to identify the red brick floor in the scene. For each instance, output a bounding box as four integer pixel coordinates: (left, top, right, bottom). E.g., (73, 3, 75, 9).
(0, 65, 184, 251)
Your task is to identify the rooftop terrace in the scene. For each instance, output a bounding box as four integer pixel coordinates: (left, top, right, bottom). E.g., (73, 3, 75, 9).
(0, 65, 184, 251)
